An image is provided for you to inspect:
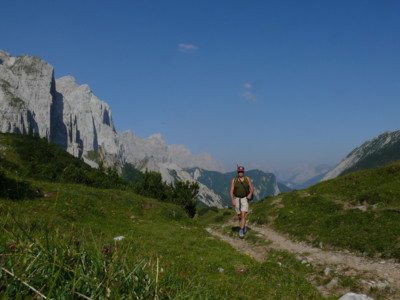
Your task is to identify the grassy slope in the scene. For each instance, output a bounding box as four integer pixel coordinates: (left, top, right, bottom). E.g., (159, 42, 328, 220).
(0, 134, 325, 299)
(1, 183, 325, 299)
(249, 163, 400, 260)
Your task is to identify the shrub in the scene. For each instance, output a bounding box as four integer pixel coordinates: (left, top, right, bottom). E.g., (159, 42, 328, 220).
(0, 169, 38, 200)
(12, 135, 125, 189)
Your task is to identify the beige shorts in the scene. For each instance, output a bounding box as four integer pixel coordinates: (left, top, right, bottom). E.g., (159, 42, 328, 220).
(234, 197, 249, 214)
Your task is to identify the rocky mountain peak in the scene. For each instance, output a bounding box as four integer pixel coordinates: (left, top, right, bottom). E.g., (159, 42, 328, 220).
(0, 50, 11, 64)
(0, 52, 54, 139)
(56, 75, 79, 90)
(0, 51, 227, 173)
(0, 50, 229, 199)
(149, 133, 164, 140)
(53, 75, 118, 160)
(322, 130, 400, 181)
(0, 50, 285, 207)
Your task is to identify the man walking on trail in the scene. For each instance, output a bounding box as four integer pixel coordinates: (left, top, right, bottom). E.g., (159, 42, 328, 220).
(230, 166, 254, 239)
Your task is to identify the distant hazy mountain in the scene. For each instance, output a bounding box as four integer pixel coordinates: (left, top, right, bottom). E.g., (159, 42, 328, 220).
(277, 164, 332, 189)
(184, 168, 281, 207)
(322, 130, 400, 181)
(295, 172, 328, 189)
(277, 182, 292, 193)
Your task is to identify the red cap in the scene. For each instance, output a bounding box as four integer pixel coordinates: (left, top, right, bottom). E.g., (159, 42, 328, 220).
(237, 166, 245, 173)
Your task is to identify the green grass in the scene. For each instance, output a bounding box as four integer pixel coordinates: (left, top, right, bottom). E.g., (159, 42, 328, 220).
(249, 163, 400, 260)
(1, 180, 327, 299)
(309, 163, 400, 207)
(7, 132, 393, 298)
(196, 206, 236, 226)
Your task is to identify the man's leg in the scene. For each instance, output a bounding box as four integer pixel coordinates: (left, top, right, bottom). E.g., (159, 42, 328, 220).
(238, 210, 247, 239)
(235, 197, 241, 228)
(240, 211, 247, 230)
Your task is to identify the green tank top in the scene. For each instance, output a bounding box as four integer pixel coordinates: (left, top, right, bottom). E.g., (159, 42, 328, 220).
(233, 177, 250, 198)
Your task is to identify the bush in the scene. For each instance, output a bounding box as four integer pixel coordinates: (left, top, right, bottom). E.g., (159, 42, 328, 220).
(12, 135, 125, 189)
(121, 163, 142, 184)
(132, 171, 199, 217)
(198, 206, 219, 217)
(0, 169, 38, 200)
(169, 181, 199, 218)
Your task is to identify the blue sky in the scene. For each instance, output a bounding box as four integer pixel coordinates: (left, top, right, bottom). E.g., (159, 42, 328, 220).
(1, 0, 399, 172)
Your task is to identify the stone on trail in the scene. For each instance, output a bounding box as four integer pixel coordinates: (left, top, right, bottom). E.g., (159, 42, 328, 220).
(326, 277, 339, 290)
(338, 292, 373, 300)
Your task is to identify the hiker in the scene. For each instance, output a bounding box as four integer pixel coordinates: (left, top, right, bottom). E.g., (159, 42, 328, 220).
(230, 166, 254, 239)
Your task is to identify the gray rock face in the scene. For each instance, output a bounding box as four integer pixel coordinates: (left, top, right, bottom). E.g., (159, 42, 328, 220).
(0, 50, 225, 181)
(54, 76, 119, 160)
(167, 144, 226, 172)
(0, 50, 54, 138)
(1, 51, 285, 206)
(118, 131, 170, 167)
(119, 130, 225, 172)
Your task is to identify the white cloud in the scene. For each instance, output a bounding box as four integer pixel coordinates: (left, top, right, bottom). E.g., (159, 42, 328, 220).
(178, 43, 198, 53)
(244, 83, 252, 89)
(242, 91, 257, 102)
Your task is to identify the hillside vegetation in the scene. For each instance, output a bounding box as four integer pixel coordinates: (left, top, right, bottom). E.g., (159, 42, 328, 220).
(0, 133, 198, 217)
(0, 133, 326, 299)
(249, 163, 400, 260)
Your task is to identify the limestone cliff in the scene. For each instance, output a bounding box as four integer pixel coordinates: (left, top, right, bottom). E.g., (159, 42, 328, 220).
(54, 76, 119, 162)
(0, 50, 225, 173)
(0, 50, 54, 138)
(1, 50, 284, 207)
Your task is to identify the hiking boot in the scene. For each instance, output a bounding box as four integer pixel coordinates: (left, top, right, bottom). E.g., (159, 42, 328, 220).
(243, 226, 248, 234)
(239, 229, 244, 239)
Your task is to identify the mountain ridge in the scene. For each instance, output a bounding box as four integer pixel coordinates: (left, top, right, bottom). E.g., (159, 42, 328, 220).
(0, 50, 224, 173)
(0, 50, 284, 207)
(322, 130, 400, 181)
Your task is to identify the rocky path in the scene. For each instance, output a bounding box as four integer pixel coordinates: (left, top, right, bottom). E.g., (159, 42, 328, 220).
(206, 222, 400, 299)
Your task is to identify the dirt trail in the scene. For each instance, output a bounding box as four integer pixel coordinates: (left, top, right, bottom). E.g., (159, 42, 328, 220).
(206, 222, 400, 298)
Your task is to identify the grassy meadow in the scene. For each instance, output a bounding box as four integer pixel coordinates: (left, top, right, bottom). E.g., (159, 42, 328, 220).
(249, 163, 400, 260)
(3, 132, 400, 298)
(0, 133, 326, 299)
(1, 182, 327, 299)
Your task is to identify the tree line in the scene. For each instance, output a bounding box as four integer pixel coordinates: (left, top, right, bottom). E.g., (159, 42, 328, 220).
(4, 133, 199, 217)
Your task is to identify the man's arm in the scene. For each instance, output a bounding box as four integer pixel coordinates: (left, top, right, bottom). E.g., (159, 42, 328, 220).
(230, 179, 236, 206)
(247, 176, 254, 198)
